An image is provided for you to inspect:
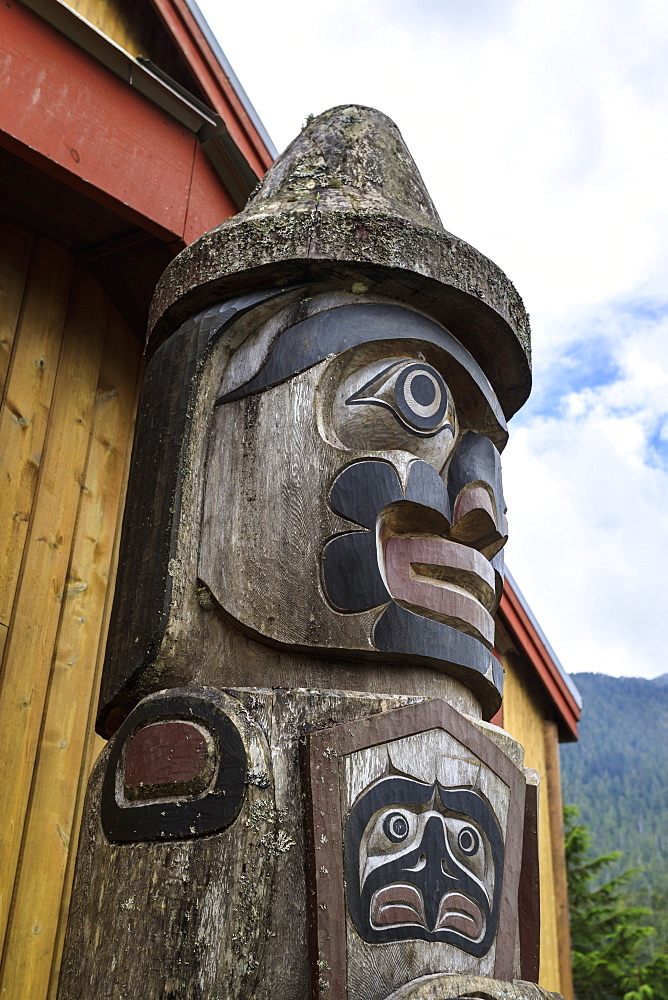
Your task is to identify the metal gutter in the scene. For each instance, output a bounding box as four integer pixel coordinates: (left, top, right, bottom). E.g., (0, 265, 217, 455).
(504, 567, 583, 709)
(19, 0, 261, 208)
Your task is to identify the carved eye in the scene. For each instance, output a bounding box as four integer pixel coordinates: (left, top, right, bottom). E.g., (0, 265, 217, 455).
(382, 811, 411, 843)
(346, 360, 454, 438)
(458, 826, 480, 856)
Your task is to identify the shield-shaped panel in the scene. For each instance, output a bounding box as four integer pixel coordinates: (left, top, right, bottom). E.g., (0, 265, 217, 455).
(306, 699, 526, 1000)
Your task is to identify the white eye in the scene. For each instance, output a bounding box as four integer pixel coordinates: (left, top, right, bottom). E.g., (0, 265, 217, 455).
(382, 810, 411, 843)
(346, 360, 454, 437)
(458, 826, 480, 856)
(329, 357, 458, 471)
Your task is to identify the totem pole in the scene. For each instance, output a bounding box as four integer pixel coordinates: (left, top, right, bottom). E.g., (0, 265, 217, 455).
(58, 106, 558, 1000)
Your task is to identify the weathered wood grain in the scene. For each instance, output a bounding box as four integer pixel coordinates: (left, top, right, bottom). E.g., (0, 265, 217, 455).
(383, 973, 564, 999)
(148, 107, 531, 423)
(0, 221, 34, 398)
(306, 700, 526, 998)
(58, 689, 277, 1000)
(98, 295, 492, 732)
(58, 689, 531, 1000)
(0, 306, 140, 999)
(61, 687, 420, 999)
(0, 267, 106, 951)
(0, 238, 74, 624)
(96, 292, 282, 732)
(198, 346, 502, 713)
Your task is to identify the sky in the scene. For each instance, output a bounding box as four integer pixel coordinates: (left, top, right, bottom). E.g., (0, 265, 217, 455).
(197, 0, 668, 681)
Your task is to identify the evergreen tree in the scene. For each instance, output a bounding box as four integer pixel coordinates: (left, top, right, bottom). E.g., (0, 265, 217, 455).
(565, 806, 668, 1000)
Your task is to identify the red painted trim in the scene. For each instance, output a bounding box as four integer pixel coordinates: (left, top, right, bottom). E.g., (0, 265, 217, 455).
(1, 2, 238, 246)
(498, 580, 580, 742)
(2, 2, 191, 240)
(489, 706, 503, 728)
(184, 142, 237, 244)
(148, 0, 273, 177)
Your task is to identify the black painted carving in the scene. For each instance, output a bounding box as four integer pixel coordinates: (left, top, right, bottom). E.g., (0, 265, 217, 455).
(216, 303, 506, 432)
(405, 459, 451, 522)
(373, 602, 495, 682)
(98, 289, 289, 734)
(322, 532, 390, 611)
(101, 688, 247, 843)
(322, 459, 500, 697)
(448, 432, 505, 527)
(346, 360, 454, 437)
(329, 461, 402, 529)
(344, 775, 504, 955)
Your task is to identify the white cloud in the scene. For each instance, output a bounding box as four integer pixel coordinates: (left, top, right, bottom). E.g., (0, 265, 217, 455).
(503, 304, 668, 679)
(198, 0, 668, 678)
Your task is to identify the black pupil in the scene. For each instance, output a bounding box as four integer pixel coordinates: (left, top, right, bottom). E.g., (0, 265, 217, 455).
(459, 828, 477, 853)
(409, 373, 436, 406)
(384, 813, 409, 841)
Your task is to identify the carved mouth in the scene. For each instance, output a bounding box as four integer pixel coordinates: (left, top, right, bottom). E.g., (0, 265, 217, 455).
(369, 884, 485, 940)
(370, 883, 427, 928)
(434, 891, 485, 940)
(382, 535, 496, 649)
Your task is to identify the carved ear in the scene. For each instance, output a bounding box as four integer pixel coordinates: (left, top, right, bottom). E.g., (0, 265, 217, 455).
(448, 433, 507, 558)
(100, 689, 248, 843)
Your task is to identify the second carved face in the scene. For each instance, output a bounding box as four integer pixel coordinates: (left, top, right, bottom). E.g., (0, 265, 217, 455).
(344, 775, 504, 955)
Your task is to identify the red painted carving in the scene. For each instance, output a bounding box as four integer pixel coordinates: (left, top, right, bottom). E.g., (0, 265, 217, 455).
(383, 536, 495, 646)
(124, 721, 210, 797)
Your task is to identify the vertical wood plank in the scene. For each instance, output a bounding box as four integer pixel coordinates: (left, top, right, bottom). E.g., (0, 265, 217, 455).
(0, 622, 7, 664)
(544, 719, 574, 1000)
(0, 222, 34, 399)
(0, 268, 107, 953)
(0, 239, 74, 625)
(0, 306, 142, 999)
(500, 650, 562, 994)
(48, 318, 143, 1000)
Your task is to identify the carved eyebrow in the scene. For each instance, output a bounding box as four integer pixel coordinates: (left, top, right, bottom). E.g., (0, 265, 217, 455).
(214, 302, 507, 440)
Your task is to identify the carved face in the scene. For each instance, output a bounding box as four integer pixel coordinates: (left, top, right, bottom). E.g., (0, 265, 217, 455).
(199, 295, 508, 702)
(344, 776, 504, 955)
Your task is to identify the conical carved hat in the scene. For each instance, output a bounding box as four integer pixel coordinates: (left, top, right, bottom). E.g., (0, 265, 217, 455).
(149, 105, 531, 417)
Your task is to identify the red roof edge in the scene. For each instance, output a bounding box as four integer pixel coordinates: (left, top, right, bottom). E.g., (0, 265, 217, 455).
(498, 575, 581, 742)
(149, 0, 275, 178)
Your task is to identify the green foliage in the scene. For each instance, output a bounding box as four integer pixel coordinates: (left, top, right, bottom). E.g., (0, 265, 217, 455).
(560, 673, 668, 955)
(565, 806, 668, 1000)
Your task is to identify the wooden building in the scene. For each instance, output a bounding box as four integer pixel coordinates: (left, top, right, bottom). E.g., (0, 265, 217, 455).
(497, 571, 582, 998)
(0, 2, 580, 998)
(0, 1, 273, 996)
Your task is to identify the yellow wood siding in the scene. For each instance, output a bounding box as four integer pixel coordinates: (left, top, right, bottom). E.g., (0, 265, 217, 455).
(502, 650, 573, 999)
(59, 0, 206, 97)
(0, 226, 142, 998)
(63, 0, 146, 57)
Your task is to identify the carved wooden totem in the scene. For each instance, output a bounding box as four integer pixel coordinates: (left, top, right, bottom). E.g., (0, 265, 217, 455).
(58, 106, 560, 1000)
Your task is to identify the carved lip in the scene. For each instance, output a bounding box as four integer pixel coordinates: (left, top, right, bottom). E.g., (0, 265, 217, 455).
(382, 536, 496, 649)
(369, 884, 484, 940)
(370, 883, 427, 928)
(435, 891, 485, 940)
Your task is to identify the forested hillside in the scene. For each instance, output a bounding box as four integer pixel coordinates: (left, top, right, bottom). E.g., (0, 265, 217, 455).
(560, 672, 668, 952)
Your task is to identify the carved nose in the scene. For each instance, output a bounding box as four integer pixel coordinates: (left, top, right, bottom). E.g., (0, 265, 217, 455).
(420, 816, 457, 932)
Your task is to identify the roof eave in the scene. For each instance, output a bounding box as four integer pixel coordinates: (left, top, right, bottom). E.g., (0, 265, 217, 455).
(498, 571, 582, 742)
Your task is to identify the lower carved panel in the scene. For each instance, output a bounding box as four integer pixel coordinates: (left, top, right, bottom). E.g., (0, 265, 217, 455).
(58, 688, 537, 1000)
